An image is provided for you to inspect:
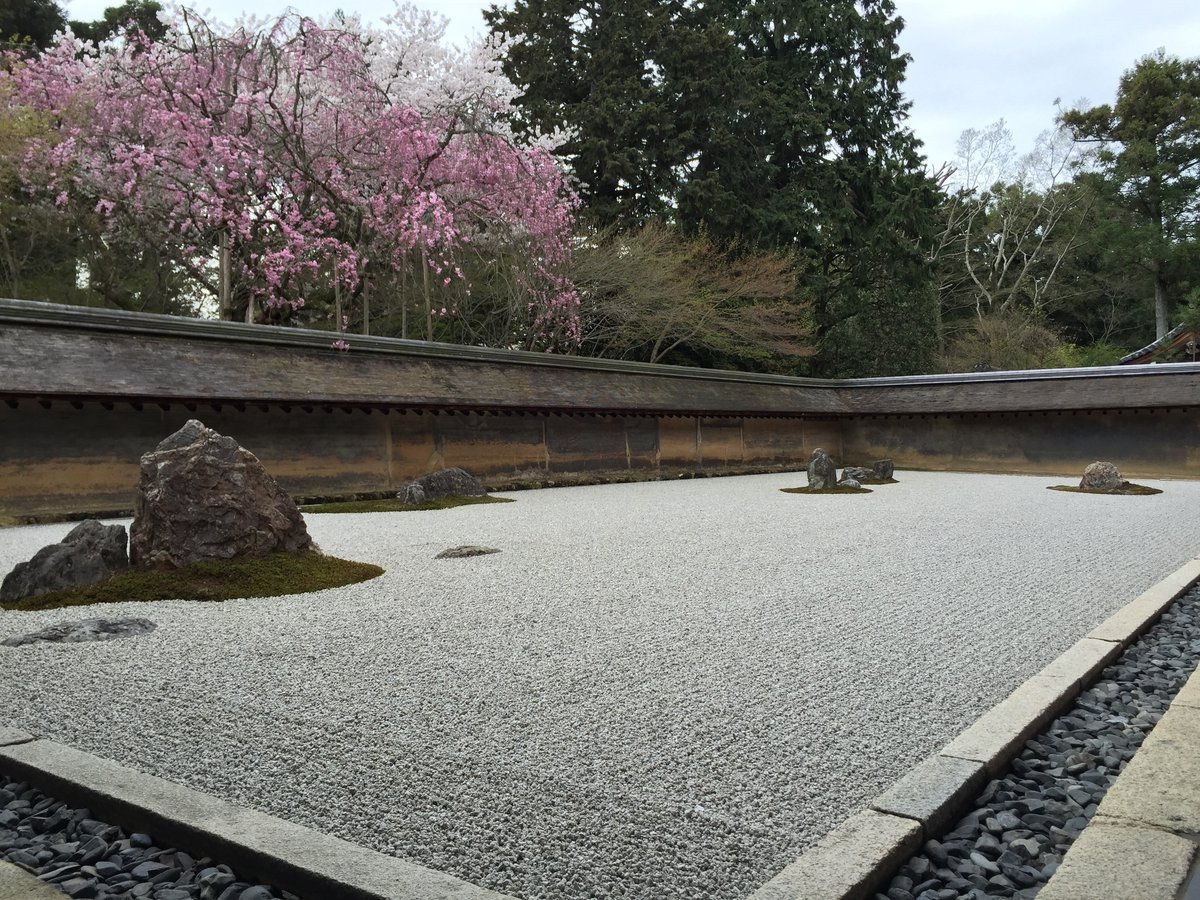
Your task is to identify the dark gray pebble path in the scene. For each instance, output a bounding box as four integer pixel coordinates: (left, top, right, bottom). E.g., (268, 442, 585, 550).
(878, 584, 1200, 900)
(0, 784, 295, 900)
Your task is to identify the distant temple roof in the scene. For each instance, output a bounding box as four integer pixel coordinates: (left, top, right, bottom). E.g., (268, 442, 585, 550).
(1119, 324, 1199, 365)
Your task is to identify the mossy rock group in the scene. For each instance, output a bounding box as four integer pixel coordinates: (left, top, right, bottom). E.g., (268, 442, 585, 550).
(1050, 461, 1162, 495)
(0, 420, 384, 610)
(1, 553, 383, 612)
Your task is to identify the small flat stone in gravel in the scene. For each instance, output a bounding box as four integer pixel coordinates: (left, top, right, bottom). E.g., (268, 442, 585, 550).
(435, 545, 501, 559)
(2, 618, 157, 647)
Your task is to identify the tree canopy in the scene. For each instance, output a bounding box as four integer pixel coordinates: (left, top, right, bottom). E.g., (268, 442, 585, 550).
(1, 0, 66, 50)
(4, 7, 580, 345)
(486, 0, 941, 375)
(1060, 51, 1200, 339)
(69, 1, 168, 44)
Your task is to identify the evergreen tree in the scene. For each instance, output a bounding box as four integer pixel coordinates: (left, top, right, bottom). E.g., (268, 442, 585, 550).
(484, 0, 685, 228)
(0, 0, 66, 50)
(70, 1, 168, 45)
(487, 0, 942, 375)
(1061, 51, 1200, 339)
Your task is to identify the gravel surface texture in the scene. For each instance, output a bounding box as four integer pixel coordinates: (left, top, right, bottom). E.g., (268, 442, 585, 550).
(1, 471, 1199, 900)
(881, 583, 1200, 900)
(0, 775, 294, 900)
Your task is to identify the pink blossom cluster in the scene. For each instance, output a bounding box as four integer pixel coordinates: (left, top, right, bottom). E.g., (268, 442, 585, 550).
(4, 7, 580, 344)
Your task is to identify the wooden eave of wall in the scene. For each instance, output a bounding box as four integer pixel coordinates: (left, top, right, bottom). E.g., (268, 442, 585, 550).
(4, 298, 1200, 418)
(0, 301, 845, 418)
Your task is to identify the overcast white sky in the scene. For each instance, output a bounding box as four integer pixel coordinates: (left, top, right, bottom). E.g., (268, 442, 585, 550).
(62, 0, 1200, 170)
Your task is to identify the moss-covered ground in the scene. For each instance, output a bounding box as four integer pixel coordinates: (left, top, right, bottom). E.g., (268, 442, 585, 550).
(302, 495, 514, 514)
(1048, 483, 1162, 496)
(0, 553, 384, 612)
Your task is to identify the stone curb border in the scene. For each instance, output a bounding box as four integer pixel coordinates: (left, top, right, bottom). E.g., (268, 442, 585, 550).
(0, 737, 513, 900)
(748, 555, 1200, 900)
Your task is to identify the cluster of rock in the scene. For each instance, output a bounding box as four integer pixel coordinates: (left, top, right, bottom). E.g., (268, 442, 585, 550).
(1, 420, 316, 605)
(881, 584, 1200, 900)
(0, 776, 293, 900)
(806, 449, 894, 489)
(397, 467, 488, 505)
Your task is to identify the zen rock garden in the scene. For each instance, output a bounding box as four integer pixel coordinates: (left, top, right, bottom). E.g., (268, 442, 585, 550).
(0, 439, 1188, 900)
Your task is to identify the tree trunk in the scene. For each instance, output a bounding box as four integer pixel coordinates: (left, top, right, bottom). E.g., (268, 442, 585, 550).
(400, 270, 408, 339)
(334, 279, 343, 334)
(218, 232, 232, 321)
(1155, 274, 1170, 340)
(362, 287, 370, 336)
(422, 251, 432, 341)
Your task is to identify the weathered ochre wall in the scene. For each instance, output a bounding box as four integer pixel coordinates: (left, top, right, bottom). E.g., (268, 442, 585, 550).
(0, 401, 833, 520)
(11, 399, 1198, 521)
(840, 408, 1200, 478)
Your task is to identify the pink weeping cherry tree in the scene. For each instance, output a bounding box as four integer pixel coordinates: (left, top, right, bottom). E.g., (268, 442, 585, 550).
(4, 4, 581, 348)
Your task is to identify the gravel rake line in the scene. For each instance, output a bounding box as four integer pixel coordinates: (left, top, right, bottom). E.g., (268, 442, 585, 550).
(878, 584, 1200, 900)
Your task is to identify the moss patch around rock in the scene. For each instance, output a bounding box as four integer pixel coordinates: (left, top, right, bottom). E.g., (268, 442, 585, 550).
(0, 553, 384, 612)
(1048, 483, 1163, 496)
(857, 477, 899, 485)
(780, 486, 874, 495)
(302, 495, 514, 514)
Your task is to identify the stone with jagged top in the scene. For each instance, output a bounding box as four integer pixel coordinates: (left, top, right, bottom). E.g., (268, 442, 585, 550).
(806, 448, 838, 490)
(129, 420, 315, 568)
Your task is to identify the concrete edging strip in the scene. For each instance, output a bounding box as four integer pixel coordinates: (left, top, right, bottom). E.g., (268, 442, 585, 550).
(0, 860, 65, 900)
(750, 555, 1200, 900)
(745, 810, 921, 900)
(0, 739, 513, 900)
(1088, 558, 1200, 643)
(0, 728, 32, 748)
(869, 755, 987, 838)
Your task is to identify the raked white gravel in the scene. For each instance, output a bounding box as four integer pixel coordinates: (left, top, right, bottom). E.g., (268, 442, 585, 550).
(2, 471, 1199, 900)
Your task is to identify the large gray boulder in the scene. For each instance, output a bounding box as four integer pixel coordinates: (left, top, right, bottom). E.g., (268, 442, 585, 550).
(398, 467, 488, 505)
(806, 448, 838, 490)
(1080, 461, 1123, 491)
(0, 520, 129, 602)
(871, 459, 895, 480)
(129, 420, 315, 568)
(3, 617, 156, 647)
(841, 466, 874, 483)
